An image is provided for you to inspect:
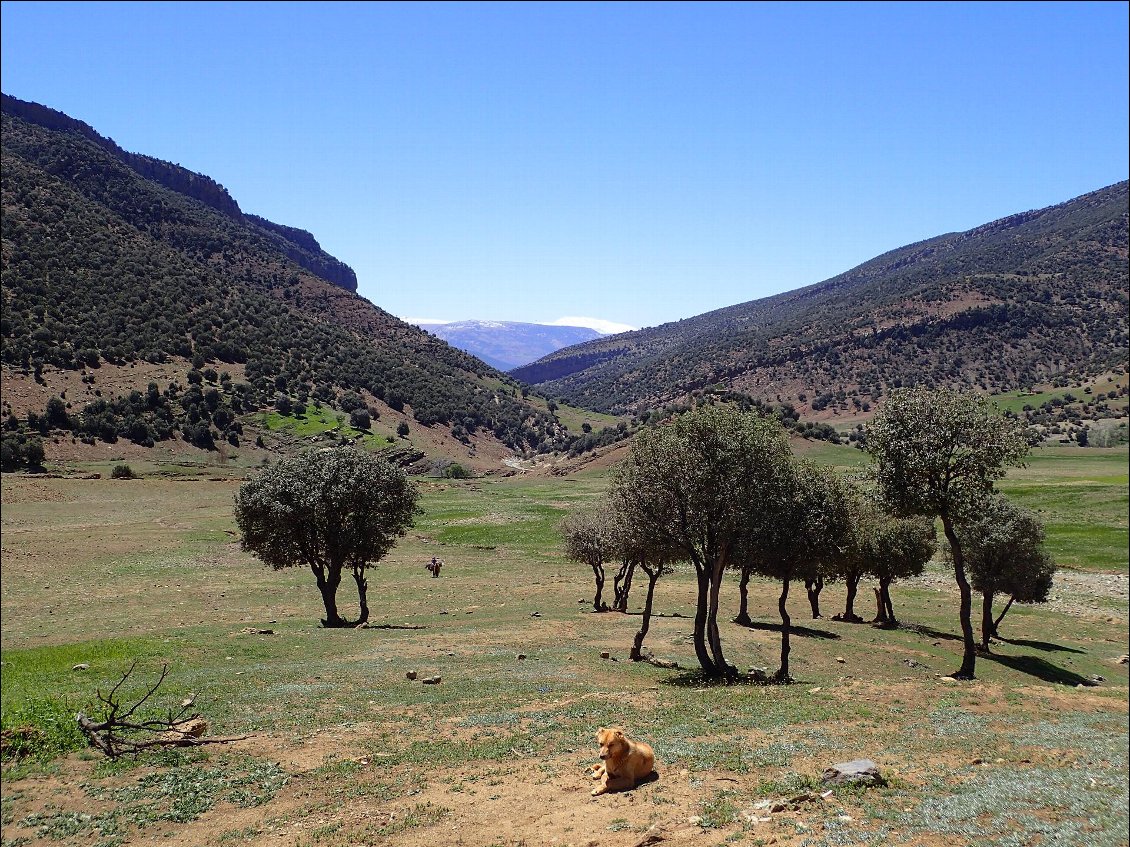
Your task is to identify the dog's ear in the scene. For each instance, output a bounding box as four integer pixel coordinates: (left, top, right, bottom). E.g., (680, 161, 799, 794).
(613, 727, 625, 740)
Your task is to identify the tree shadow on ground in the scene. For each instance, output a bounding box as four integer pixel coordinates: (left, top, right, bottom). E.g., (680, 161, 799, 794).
(733, 620, 841, 640)
(983, 653, 1095, 687)
(998, 637, 1085, 654)
(899, 622, 962, 642)
(660, 669, 803, 689)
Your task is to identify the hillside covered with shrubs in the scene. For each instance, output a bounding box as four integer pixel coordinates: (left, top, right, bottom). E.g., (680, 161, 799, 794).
(514, 182, 1130, 416)
(1, 95, 566, 458)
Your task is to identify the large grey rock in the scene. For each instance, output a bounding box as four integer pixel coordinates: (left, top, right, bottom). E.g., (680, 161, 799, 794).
(821, 759, 885, 786)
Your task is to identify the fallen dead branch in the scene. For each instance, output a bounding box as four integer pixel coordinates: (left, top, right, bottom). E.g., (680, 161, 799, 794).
(75, 661, 251, 758)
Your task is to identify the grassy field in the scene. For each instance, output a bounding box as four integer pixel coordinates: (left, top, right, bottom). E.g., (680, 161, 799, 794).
(1, 445, 1127, 847)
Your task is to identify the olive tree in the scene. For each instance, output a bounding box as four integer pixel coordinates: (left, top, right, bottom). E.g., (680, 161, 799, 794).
(862, 512, 937, 627)
(234, 447, 420, 627)
(603, 495, 683, 661)
(745, 461, 853, 681)
(559, 504, 618, 612)
(950, 495, 1055, 649)
(609, 404, 793, 678)
(865, 388, 1029, 678)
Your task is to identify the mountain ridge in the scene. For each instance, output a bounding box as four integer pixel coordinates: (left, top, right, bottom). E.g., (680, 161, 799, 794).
(1, 93, 358, 292)
(512, 181, 1129, 416)
(1, 94, 566, 461)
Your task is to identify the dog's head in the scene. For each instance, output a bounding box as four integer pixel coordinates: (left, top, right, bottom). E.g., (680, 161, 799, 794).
(596, 727, 628, 763)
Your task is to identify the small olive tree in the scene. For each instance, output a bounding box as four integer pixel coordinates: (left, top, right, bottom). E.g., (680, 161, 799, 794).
(951, 495, 1056, 649)
(234, 448, 420, 627)
(865, 388, 1029, 678)
(746, 460, 853, 681)
(862, 512, 937, 627)
(560, 504, 618, 612)
(603, 495, 683, 661)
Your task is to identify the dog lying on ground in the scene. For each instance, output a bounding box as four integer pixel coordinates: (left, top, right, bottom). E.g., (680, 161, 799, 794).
(589, 726, 655, 795)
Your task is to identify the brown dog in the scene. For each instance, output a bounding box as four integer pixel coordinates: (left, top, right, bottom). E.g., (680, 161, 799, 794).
(589, 726, 655, 795)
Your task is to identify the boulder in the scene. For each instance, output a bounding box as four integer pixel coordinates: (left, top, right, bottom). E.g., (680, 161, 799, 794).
(821, 759, 885, 787)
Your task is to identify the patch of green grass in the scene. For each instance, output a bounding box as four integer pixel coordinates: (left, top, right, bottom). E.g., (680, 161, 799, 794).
(699, 788, 741, 828)
(1, 455, 1126, 846)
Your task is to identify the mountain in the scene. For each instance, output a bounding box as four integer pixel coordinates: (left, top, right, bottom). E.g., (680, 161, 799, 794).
(513, 182, 1130, 416)
(1, 94, 566, 460)
(414, 320, 602, 371)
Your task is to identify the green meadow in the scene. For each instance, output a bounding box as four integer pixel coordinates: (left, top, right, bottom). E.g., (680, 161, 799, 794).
(1, 443, 1126, 846)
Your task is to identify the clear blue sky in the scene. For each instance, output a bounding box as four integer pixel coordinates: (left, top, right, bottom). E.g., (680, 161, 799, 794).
(2, 2, 1127, 332)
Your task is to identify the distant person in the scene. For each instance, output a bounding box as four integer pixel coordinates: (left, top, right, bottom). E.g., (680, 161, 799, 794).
(428, 556, 442, 577)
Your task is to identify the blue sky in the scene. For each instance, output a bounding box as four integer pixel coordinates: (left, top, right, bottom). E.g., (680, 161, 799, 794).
(2, 2, 1127, 333)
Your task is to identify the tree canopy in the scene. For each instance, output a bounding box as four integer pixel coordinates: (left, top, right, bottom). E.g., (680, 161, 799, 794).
(952, 494, 1056, 648)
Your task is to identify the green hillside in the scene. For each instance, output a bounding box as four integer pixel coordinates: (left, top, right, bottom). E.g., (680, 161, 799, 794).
(514, 182, 1129, 417)
(1, 94, 564, 456)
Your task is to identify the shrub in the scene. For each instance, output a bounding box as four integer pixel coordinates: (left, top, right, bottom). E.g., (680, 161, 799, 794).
(111, 464, 136, 479)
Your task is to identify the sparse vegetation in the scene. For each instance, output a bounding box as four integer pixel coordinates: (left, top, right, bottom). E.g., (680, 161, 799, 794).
(1, 448, 1126, 845)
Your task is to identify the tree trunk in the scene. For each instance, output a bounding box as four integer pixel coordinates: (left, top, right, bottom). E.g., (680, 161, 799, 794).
(313, 562, 345, 627)
(880, 578, 897, 626)
(942, 516, 977, 679)
(352, 565, 370, 625)
(775, 578, 792, 682)
(706, 559, 733, 676)
(992, 595, 1015, 638)
(871, 585, 888, 625)
(613, 560, 636, 612)
(734, 566, 752, 625)
(804, 576, 824, 619)
(980, 591, 995, 651)
(840, 573, 862, 622)
(591, 562, 607, 611)
(692, 567, 717, 676)
(631, 568, 660, 661)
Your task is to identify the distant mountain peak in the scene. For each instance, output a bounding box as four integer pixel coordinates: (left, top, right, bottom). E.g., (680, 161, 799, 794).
(412, 320, 604, 371)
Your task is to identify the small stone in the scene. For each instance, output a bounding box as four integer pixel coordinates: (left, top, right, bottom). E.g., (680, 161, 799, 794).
(1118, 655, 1129, 665)
(770, 801, 788, 813)
(406, 670, 417, 680)
(808, 687, 822, 693)
(600, 651, 611, 659)
(687, 815, 703, 826)
(72, 663, 89, 671)
(972, 757, 983, 765)
(838, 815, 854, 822)
(1091, 675, 1106, 683)
(835, 656, 846, 663)
(422, 675, 442, 685)
(530, 611, 541, 617)
(517, 653, 527, 660)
